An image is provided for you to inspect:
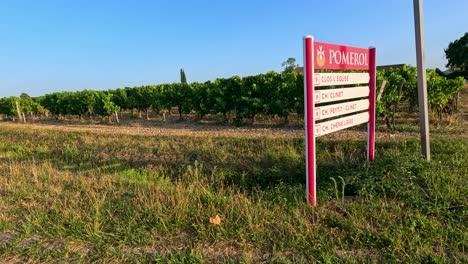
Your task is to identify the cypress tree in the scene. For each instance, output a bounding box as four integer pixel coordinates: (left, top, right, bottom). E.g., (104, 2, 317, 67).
(180, 68, 187, 84)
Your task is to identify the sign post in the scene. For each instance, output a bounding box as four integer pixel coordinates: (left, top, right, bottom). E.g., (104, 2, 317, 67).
(303, 36, 316, 205)
(303, 36, 376, 206)
(413, 0, 431, 161)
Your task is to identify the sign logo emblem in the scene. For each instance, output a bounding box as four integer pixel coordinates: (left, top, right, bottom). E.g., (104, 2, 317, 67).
(316, 46, 325, 67)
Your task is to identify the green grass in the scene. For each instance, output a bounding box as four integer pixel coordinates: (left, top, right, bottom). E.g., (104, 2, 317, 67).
(0, 124, 467, 263)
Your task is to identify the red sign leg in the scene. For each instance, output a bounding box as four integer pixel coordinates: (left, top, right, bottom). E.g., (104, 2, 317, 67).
(368, 47, 376, 161)
(304, 36, 316, 206)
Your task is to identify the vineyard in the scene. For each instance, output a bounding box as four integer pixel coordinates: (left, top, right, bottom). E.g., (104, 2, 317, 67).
(0, 66, 465, 127)
(0, 66, 467, 262)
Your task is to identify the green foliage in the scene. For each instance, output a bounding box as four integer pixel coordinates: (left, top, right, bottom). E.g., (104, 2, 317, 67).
(376, 66, 414, 130)
(163, 83, 193, 119)
(31, 97, 48, 116)
(282, 57, 298, 73)
(41, 92, 63, 116)
(444, 32, 468, 71)
(0, 93, 48, 120)
(426, 70, 465, 118)
(110, 88, 128, 111)
(377, 65, 463, 127)
(19, 93, 34, 113)
(150, 85, 165, 114)
(0, 96, 20, 117)
(191, 81, 214, 119)
(124, 86, 138, 114)
(180, 68, 187, 84)
(78, 90, 98, 117)
(0, 67, 464, 125)
(239, 75, 264, 122)
(211, 76, 242, 123)
(94, 91, 120, 117)
(39, 90, 118, 120)
(135, 86, 157, 119)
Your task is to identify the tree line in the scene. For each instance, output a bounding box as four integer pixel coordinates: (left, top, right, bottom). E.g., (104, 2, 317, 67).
(0, 68, 464, 127)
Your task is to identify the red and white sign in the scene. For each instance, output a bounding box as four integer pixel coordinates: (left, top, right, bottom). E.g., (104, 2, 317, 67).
(314, 72, 369, 87)
(315, 112, 369, 137)
(314, 86, 369, 104)
(303, 36, 376, 206)
(315, 99, 369, 120)
(315, 41, 370, 70)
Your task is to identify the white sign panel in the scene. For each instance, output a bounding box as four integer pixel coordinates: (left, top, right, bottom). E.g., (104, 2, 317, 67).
(314, 72, 369, 87)
(314, 99, 369, 120)
(315, 112, 369, 137)
(314, 86, 369, 104)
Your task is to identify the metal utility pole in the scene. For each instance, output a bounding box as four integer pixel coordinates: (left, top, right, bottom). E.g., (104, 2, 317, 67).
(413, 0, 431, 161)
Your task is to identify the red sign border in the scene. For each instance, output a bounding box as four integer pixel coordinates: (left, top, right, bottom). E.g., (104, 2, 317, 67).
(303, 36, 376, 206)
(314, 41, 370, 70)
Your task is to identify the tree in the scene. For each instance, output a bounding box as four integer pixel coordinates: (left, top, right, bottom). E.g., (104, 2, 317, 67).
(281, 57, 298, 73)
(180, 68, 187, 84)
(445, 32, 468, 71)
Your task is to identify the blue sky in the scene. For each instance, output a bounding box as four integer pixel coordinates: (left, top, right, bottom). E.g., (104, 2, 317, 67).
(0, 0, 467, 97)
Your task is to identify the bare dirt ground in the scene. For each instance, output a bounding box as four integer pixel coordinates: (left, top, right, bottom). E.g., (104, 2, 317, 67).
(1, 114, 465, 142)
(0, 120, 305, 139)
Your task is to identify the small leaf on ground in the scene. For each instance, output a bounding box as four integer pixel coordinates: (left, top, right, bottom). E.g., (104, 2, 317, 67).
(209, 214, 222, 226)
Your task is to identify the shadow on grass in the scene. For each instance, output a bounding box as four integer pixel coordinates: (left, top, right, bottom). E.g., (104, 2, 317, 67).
(0, 126, 431, 202)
